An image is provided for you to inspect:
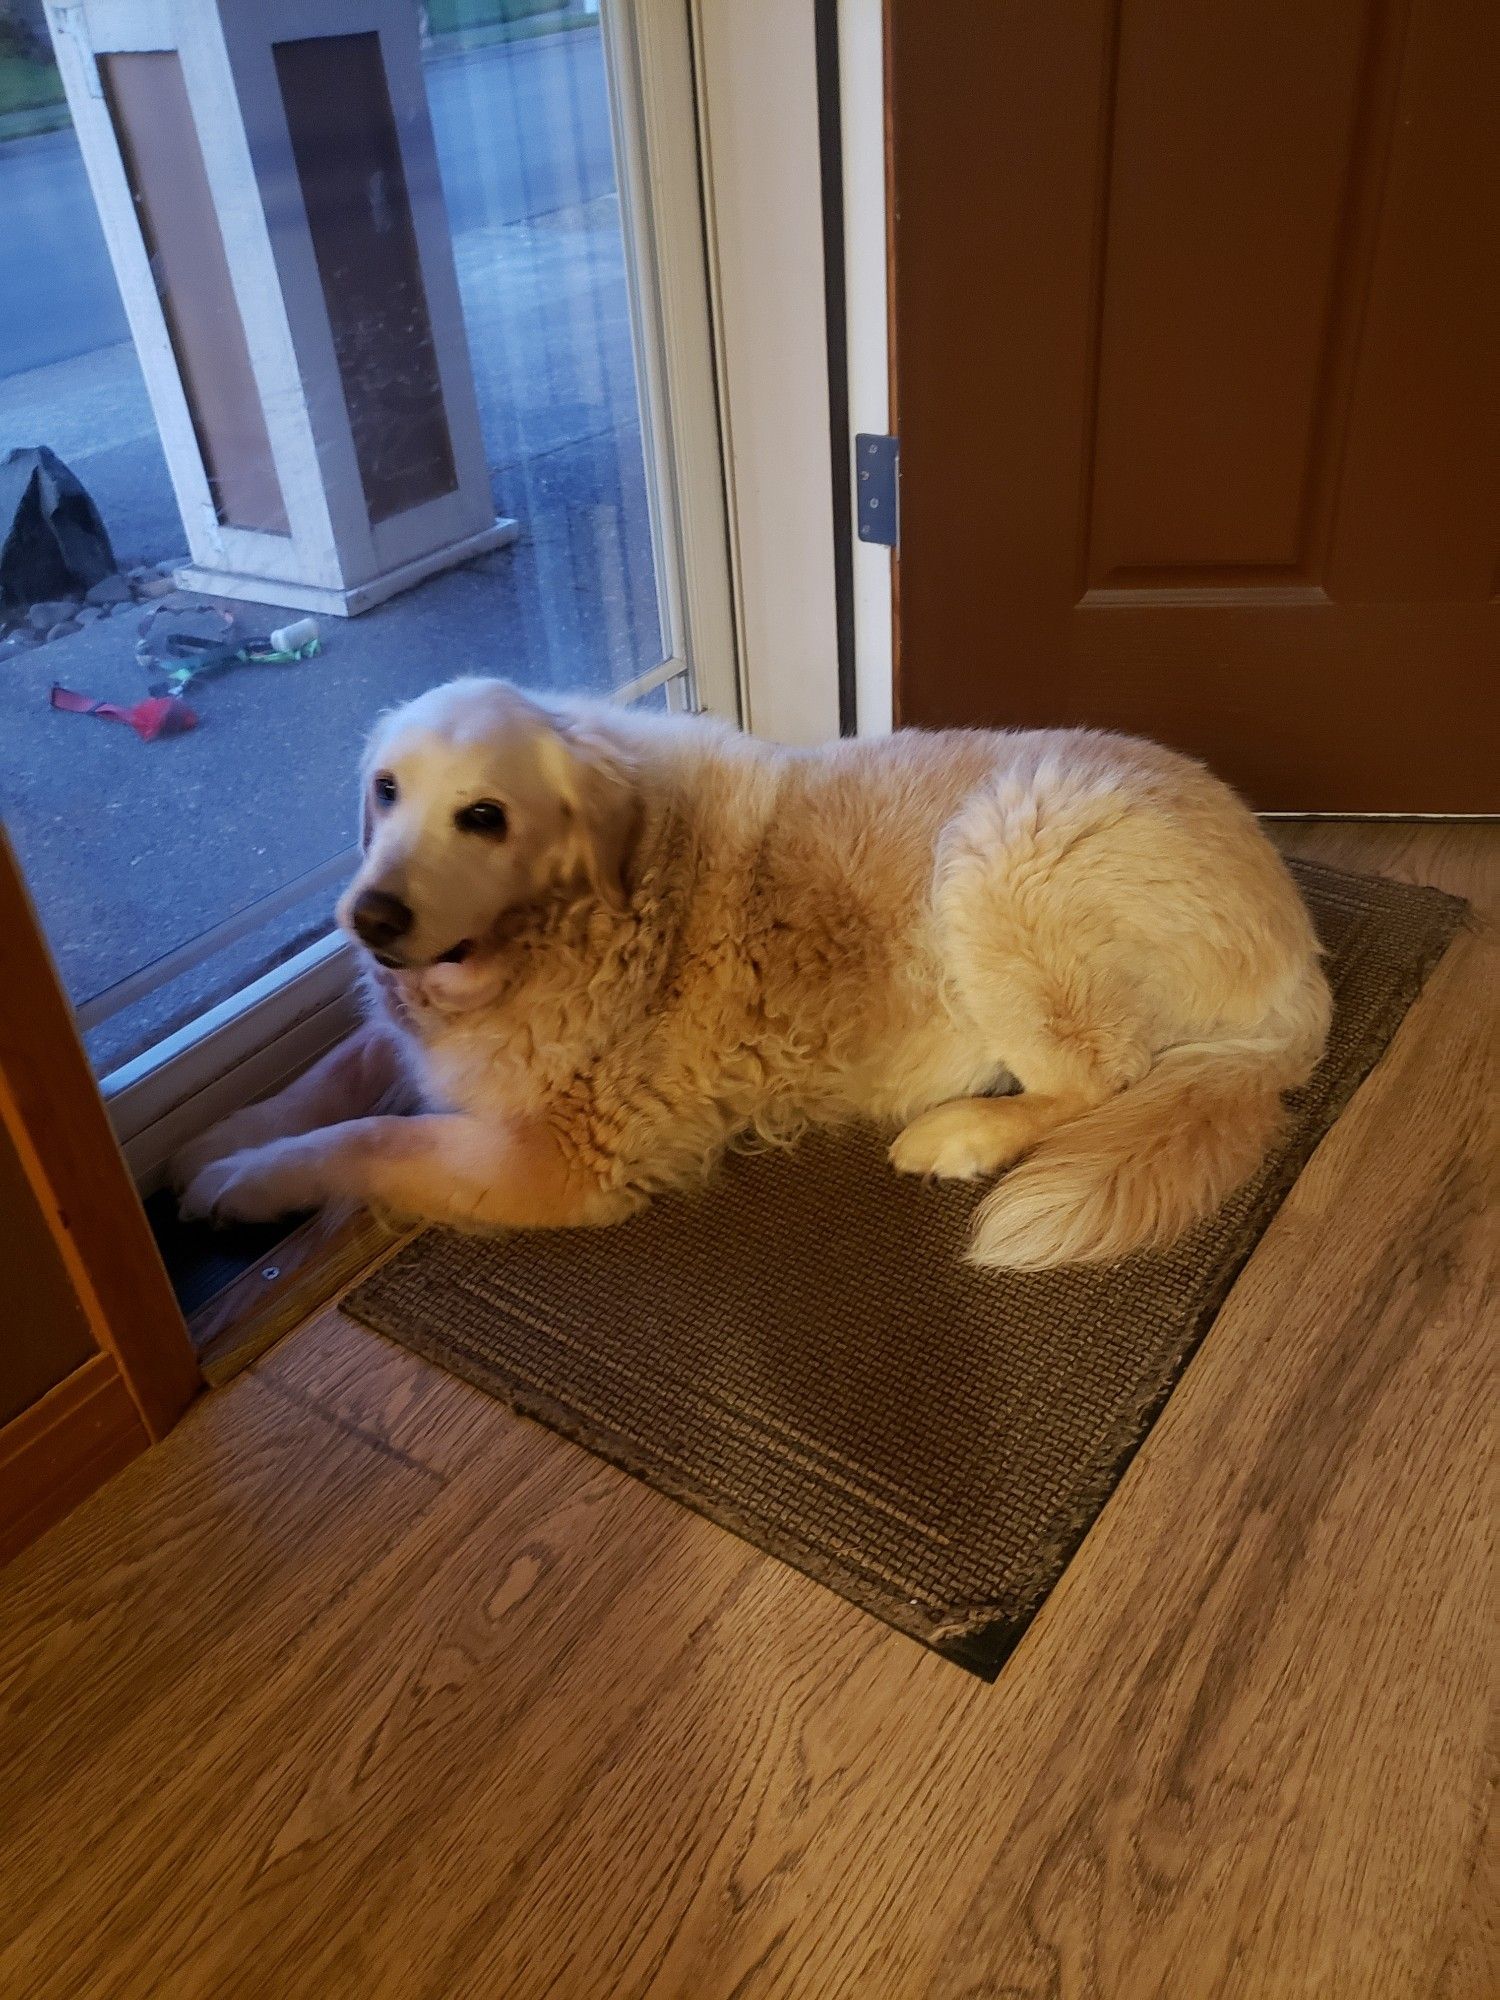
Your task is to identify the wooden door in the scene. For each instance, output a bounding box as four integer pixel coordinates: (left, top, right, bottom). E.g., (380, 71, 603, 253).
(0, 831, 199, 1565)
(887, 0, 1498, 810)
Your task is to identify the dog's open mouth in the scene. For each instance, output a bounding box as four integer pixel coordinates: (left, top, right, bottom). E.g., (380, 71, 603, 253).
(373, 938, 475, 972)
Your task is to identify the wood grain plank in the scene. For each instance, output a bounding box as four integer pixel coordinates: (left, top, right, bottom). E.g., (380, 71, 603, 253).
(0, 1370, 442, 1960)
(1269, 818, 1499, 916)
(0, 823, 1490, 1999)
(1, 1434, 769, 2000)
(254, 1290, 510, 1481)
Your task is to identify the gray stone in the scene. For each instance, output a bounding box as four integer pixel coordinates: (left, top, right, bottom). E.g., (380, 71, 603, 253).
(136, 575, 177, 598)
(0, 629, 37, 659)
(75, 605, 106, 625)
(85, 573, 133, 606)
(46, 619, 82, 642)
(160, 589, 205, 611)
(27, 598, 76, 632)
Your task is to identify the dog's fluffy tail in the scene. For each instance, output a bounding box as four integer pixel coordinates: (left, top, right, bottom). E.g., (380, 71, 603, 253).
(968, 1042, 1307, 1273)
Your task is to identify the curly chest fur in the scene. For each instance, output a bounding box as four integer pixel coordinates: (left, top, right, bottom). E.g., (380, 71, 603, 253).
(369, 821, 944, 1191)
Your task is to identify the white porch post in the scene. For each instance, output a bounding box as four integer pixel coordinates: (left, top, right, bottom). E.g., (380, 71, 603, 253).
(44, 0, 515, 617)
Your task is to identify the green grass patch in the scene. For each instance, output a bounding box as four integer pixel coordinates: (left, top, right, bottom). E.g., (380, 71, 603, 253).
(420, 8, 596, 64)
(426, 0, 558, 33)
(0, 46, 65, 118)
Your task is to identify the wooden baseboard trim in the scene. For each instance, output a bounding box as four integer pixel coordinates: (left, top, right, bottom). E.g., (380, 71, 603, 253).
(0, 1355, 150, 1568)
(193, 1206, 413, 1386)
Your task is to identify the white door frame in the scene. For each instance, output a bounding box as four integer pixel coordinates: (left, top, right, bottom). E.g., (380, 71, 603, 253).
(689, 0, 843, 745)
(690, 0, 892, 746)
(836, 0, 895, 738)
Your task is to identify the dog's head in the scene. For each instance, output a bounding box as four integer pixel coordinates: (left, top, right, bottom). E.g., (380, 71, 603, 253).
(336, 678, 637, 972)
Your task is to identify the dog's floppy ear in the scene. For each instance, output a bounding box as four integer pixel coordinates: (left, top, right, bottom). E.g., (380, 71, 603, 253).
(535, 720, 639, 911)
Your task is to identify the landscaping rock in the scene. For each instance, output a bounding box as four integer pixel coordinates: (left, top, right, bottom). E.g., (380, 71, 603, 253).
(28, 598, 76, 632)
(76, 605, 106, 625)
(136, 574, 177, 598)
(46, 618, 82, 642)
(85, 573, 132, 606)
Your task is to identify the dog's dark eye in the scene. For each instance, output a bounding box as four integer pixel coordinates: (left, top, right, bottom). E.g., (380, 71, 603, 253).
(454, 799, 508, 838)
(373, 773, 398, 807)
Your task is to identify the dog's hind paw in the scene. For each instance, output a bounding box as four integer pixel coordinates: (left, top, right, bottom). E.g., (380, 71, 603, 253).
(889, 1098, 1035, 1181)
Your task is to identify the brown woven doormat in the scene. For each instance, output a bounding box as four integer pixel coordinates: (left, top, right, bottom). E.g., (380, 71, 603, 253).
(344, 862, 1466, 1678)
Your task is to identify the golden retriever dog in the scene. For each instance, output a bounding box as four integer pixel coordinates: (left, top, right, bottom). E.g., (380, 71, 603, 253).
(175, 677, 1331, 1270)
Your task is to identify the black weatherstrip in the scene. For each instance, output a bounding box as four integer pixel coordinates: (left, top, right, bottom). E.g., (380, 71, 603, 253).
(814, 0, 858, 736)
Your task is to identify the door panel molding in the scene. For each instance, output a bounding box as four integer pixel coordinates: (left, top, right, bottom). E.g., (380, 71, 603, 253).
(887, 0, 1498, 810)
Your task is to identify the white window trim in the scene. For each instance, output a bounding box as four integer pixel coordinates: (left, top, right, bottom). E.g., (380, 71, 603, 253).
(690, 0, 841, 746)
(607, 0, 739, 722)
(689, 0, 892, 747)
(108, 934, 360, 1191)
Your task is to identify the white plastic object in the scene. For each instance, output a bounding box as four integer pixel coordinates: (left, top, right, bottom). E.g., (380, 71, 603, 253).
(269, 616, 319, 652)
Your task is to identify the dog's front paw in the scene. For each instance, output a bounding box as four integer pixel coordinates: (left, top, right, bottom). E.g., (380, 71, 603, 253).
(169, 1108, 269, 1193)
(178, 1140, 321, 1226)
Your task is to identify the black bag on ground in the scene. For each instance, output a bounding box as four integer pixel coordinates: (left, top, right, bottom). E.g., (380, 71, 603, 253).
(0, 446, 118, 609)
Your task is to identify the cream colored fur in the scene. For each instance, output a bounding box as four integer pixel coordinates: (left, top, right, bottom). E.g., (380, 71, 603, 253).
(175, 678, 1331, 1271)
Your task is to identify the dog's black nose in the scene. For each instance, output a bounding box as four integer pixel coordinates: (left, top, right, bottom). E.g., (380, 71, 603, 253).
(350, 889, 412, 951)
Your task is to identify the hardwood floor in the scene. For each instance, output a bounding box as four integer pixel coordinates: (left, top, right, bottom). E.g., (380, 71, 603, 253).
(0, 824, 1493, 2000)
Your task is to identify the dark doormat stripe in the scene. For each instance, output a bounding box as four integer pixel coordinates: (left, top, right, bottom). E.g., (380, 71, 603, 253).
(343, 861, 1467, 1678)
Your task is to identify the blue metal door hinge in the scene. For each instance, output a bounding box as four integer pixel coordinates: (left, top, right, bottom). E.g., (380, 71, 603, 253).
(854, 432, 899, 548)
